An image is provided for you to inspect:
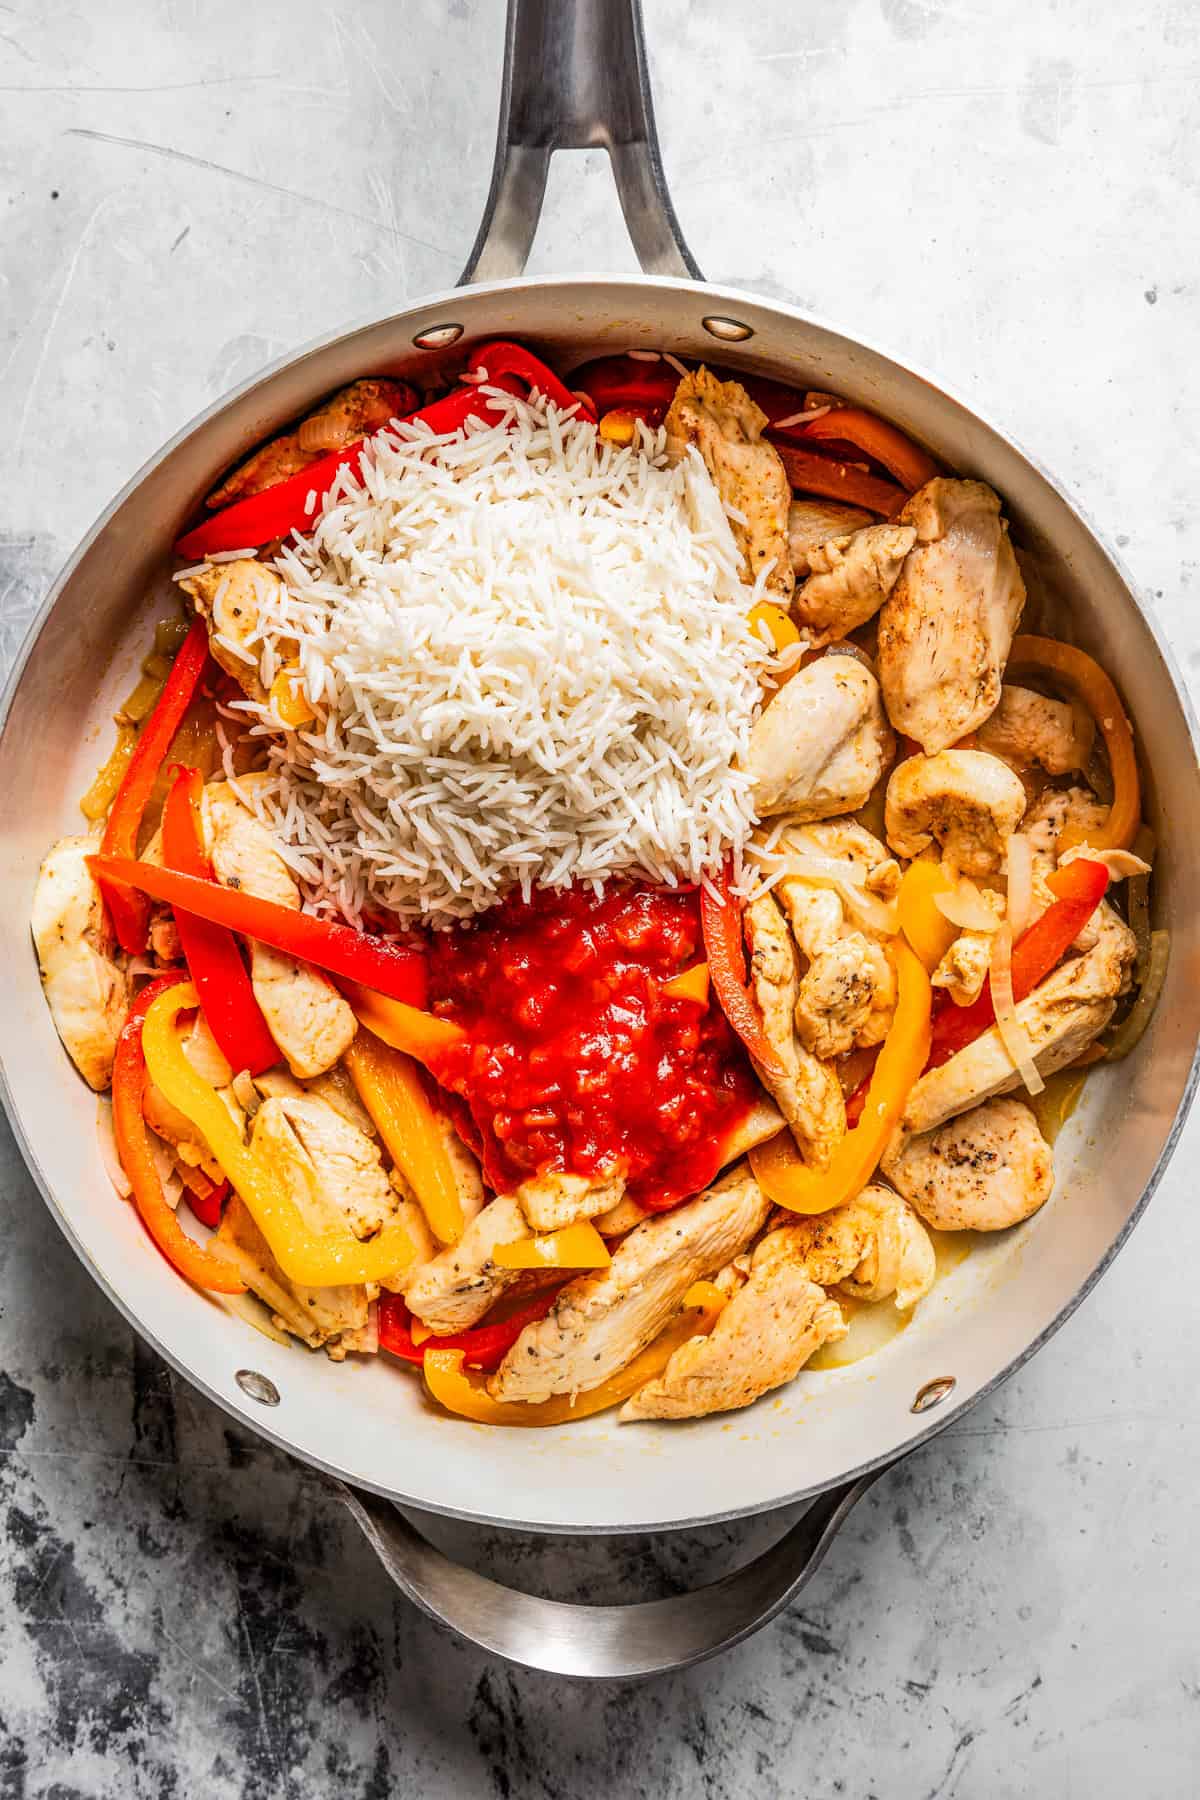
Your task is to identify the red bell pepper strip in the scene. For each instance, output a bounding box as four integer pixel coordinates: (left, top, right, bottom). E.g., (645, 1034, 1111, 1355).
(175, 380, 528, 560)
(111, 973, 245, 1293)
(90, 855, 428, 1005)
(181, 1170, 230, 1230)
(378, 1287, 565, 1372)
(927, 858, 1110, 1068)
(776, 443, 908, 517)
(467, 341, 595, 418)
(700, 864, 786, 1081)
(161, 767, 279, 1075)
(798, 408, 938, 493)
(97, 618, 211, 955)
(570, 355, 679, 423)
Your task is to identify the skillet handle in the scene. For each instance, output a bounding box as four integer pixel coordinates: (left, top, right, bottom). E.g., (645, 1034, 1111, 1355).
(460, 0, 701, 285)
(335, 1463, 887, 1679)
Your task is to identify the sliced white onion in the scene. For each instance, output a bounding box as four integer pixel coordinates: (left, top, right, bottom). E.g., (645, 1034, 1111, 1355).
(625, 348, 662, 361)
(822, 641, 878, 677)
(298, 412, 355, 454)
(214, 1288, 294, 1348)
(1005, 833, 1034, 939)
(989, 924, 1044, 1095)
(777, 849, 899, 935)
(1057, 844, 1152, 882)
(934, 878, 1003, 933)
(772, 405, 832, 429)
(96, 1099, 132, 1199)
(231, 1068, 260, 1117)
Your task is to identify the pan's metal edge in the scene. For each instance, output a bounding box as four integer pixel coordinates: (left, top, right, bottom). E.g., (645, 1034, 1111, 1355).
(3, 271, 1198, 1537)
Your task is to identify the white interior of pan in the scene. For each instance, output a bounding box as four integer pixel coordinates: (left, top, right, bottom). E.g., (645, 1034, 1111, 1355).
(1, 277, 1196, 1533)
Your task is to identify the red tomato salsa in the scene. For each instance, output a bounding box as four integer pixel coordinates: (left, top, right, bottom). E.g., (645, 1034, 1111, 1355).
(428, 883, 756, 1212)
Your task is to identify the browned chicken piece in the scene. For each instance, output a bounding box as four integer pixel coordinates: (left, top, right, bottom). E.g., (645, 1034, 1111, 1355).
(884, 1096, 1053, 1231)
(975, 684, 1094, 775)
(744, 894, 846, 1169)
(402, 1194, 531, 1333)
(885, 749, 1027, 878)
(179, 560, 281, 704)
(774, 819, 898, 1059)
(877, 479, 1026, 753)
(793, 524, 916, 648)
(744, 655, 895, 821)
(252, 1094, 409, 1245)
(31, 837, 128, 1091)
(1024, 785, 1109, 858)
(593, 1098, 785, 1237)
(489, 1165, 772, 1403)
(665, 368, 794, 600)
(773, 1183, 936, 1311)
(620, 1236, 845, 1421)
(206, 378, 415, 510)
(931, 926, 995, 1008)
(515, 1167, 627, 1233)
(201, 781, 355, 1078)
(787, 498, 874, 578)
(902, 903, 1136, 1134)
(213, 1195, 370, 1355)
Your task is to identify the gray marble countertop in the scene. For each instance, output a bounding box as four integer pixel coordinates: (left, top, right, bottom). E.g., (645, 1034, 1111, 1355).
(3, 1, 1198, 1794)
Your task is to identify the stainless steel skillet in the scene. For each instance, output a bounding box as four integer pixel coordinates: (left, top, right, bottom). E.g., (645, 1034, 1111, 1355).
(0, 0, 1196, 1678)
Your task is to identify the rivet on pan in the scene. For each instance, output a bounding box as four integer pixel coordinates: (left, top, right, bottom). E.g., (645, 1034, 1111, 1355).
(702, 315, 755, 343)
(911, 1376, 956, 1415)
(412, 323, 464, 350)
(236, 1369, 281, 1407)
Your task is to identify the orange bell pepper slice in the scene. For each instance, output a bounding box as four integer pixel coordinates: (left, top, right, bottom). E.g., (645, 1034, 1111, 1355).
(1007, 635, 1140, 852)
(422, 1282, 728, 1427)
(343, 1026, 465, 1245)
(776, 444, 907, 517)
(493, 1219, 612, 1271)
(747, 602, 801, 654)
(661, 961, 711, 1007)
(896, 861, 957, 973)
(111, 974, 245, 1294)
(799, 408, 938, 493)
(338, 977, 464, 1068)
(749, 941, 931, 1215)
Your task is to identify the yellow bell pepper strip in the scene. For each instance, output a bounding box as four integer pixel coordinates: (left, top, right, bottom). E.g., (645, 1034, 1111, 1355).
(749, 941, 932, 1215)
(141, 983, 417, 1286)
(897, 860, 957, 973)
(343, 1027, 465, 1245)
(747, 602, 801, 654)
(111, 973, 246, 1294)
(493, 1219, 612, 1271)
(338, 977, 464, 1070)
(1007, 635, 1140, 852)
(268, 668, 315, 728)
(422, 1282, 728, 1427)
(88, 855, 428, 1005)
(661, 961, 710, 1007)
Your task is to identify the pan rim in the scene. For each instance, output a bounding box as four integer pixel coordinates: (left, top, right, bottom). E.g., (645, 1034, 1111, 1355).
(4, 270, 1198, 1534)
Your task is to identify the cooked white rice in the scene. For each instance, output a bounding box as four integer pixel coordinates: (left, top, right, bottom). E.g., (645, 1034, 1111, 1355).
(215, 391, 773, 925)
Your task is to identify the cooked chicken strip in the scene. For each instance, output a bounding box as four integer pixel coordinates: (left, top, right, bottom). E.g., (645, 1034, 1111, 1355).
(516, 1167, 627, 1234)
(252, 1094, 405, 1244)
(31, 836, 128, 1091)
(793, 524, 916, 648)
(213, 1195, 369, 1354)
(787, 498, 874, 578)
(772, 1183, 936, 1312)
(180, 560, 280, 704)
(593, 1097, 785, 1237)
(489, 1165, 772, 1403)
(883, 1096, 1053, 1231)
(975, 684, 1093, 775)
(902, 903, 1135, 1134)
(207, 379, 413, 510)
(877, 478, 1026, 753)
(885, 749, 1026, 878)
(620, 1239, 845, 1421)
(931, 928, 994, 1007)
(745, 655, 894, 821)
(1024, 785, 1109, 858)
(665, 368, 794, 600)
(744, 894, 845, 1169)
(402, 1194, 530, 1332)
(202, 781, 355, 1078)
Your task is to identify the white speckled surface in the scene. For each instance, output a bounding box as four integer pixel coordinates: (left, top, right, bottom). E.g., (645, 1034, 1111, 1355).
(3, 1, 1200, 1792)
